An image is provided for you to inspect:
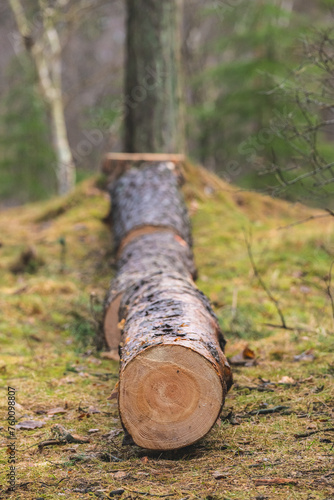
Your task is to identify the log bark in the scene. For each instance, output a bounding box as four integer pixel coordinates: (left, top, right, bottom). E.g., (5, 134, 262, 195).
(117, 272, 232, 450)
(104, 231, 196, 351)
(109, 163, 192, 252)
(117, 231, 196, 279)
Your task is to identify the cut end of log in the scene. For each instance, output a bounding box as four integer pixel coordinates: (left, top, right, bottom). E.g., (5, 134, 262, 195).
(102, 154, 186, 185)
(102, 153, 185, 173)
(119, 344, 223, 450)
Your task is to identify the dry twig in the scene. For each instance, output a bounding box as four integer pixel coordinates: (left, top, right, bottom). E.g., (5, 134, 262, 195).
(244, 231, 287, 329)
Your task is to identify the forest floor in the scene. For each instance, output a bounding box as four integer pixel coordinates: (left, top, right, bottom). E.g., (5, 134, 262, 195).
(0, 162, 333, 500)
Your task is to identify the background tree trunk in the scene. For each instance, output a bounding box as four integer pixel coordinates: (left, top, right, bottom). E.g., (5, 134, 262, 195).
(124, 0, 184, 153)
(8, 0, 76, 195)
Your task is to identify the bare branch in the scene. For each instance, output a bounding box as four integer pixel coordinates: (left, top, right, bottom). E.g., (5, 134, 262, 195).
(8, 0, 31, 37)
(244, 231, 287, 329)
(327, 262, 334, 326)
(277, 209, 334, 230)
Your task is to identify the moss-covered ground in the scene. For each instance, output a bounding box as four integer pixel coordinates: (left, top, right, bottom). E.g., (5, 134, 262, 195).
(0, 163, 333, 499)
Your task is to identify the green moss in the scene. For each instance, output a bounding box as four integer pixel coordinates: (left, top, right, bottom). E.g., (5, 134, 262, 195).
(0, 170, 333, 499)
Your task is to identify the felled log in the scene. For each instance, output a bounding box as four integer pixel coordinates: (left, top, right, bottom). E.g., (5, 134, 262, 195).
(109, 162, 192, 252)
(103, 160, 232, 449)
(103, 231, 196, 351)
(117, 272, 232, 450)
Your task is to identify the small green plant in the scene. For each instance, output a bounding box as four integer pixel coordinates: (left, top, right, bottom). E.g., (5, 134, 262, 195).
(219, 308, 259, 339)
(69, 313, 96, 350)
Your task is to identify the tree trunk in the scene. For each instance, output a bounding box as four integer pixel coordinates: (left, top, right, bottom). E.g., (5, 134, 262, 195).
(8, 0, 76, 195)
(109, 162, 192, 252)
(49, 91, 76, 195)
(117, 272, 232, 450)
(124, 0, 184, 153)
(103, 231, 197, 351)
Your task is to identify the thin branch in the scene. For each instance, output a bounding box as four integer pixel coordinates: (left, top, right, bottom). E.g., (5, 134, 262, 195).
(277, 210, 334, 230)
(244, 231, 287, 329)
(8, 0, 31, 37)
(295, 428, 334, 439)
(326, 261, 334, 326)
(261, 323, 318, 333)
(123, 488, 176, 498)
(313, 176, 334, 188)
(274, 161, 334, 187)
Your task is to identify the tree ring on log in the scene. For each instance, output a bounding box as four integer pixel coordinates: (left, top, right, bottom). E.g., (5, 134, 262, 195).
(119, 344, 223, 450)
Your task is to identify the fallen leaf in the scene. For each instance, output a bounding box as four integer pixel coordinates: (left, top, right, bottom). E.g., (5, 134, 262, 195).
(113, 471, 128, 479)
(16, 420, 45, 430)
(307, 423, 317, 430)
(141, 456, 149, 464)
(243, 346, 255, 359)
(87, 356, 102, 365)
(278, 376, 295, 384)
(229, 346, 257, 366)
(221, 410, 241, 425)
(70, 434, 90, 443)
(254, 478, 298, 486)
(47, 407, 67, 416)
(102, 429, 123, 440)
(294, 349, 315, 362)
(87, 406, 101, 414)
(52, 424, 90, 443)
(78, 412, 90, 420)
(15, 403, 26, 412)
(213, 471, 228, 479)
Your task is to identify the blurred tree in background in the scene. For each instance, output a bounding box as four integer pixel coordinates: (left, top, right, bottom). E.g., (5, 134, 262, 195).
(0, 0, 333, 206)
(0, 0, 124, 205)
(0, 57, 57, 204)
(184, 0, 334, 207)
(185, 0, 299, 168)
(258, 27, 334, 207)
